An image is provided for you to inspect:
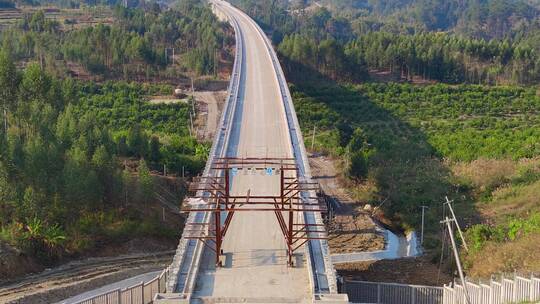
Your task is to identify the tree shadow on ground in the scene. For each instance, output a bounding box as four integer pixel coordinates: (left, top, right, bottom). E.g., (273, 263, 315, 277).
(281, 58, 475, 249)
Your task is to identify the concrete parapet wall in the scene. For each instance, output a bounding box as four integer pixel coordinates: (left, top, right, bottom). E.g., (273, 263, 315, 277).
(166, 1, 244, 296)
(167, 0, 339, 298)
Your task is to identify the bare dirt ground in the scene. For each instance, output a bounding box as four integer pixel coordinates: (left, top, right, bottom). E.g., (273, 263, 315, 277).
(193, 90, 227, 141)
(0, 7, 113, 31)
(368, 69, 437, 85)
(309, 153, 385, 253)
(0, 250, 173, 304)
(0, 242, 43, 283)
(148, 96, 187, 104)
(336, 256, 453, 286)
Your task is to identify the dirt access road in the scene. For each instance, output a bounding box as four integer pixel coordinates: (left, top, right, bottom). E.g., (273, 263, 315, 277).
(0, 251, 172, 304)
(193, 90, 227, 141)
(309, 153, 384, 253)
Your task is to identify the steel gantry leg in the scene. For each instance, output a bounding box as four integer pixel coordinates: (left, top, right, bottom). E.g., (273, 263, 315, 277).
(181, 157, 328, 268)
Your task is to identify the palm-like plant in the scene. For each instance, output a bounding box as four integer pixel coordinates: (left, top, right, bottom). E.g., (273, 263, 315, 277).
(24, 218, 65, 259)
(43, 224, 66, 250)
(25, 217, 43, 241)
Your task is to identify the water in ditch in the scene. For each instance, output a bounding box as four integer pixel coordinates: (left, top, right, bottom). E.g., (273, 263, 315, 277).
(331, 229, 422, 263)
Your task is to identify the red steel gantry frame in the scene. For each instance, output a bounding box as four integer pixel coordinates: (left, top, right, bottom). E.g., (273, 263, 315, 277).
(181, 157, 328, 267)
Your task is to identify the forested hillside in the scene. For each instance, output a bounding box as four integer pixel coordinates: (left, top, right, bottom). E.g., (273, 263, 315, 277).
(233, 0, 540, 277)
(0, 0, 230, 275)
(0, 52, 205, 265)
(232, 0, 540, 85)
(1, 1, 232, 80)
(307, 0, 540, 40)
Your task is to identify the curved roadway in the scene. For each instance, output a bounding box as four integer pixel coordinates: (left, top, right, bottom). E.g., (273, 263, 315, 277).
(191, 1, 312, 302)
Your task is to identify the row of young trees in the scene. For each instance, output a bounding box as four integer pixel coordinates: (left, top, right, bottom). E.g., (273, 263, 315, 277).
(277, 30, 540, 84)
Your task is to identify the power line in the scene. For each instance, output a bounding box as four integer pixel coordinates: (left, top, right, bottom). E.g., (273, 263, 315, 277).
(420, 205, 429, 245)
(311, 125, 316, 150)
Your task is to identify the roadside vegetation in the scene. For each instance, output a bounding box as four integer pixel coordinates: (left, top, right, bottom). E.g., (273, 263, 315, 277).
(232, 0, 540, 278)
(456, 158, 540, 276)
(0, 0, 231, 277)
(0, 55, 203, 266)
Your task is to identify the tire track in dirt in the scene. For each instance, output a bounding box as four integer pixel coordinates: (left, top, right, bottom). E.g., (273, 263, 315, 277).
(0, 251, 173, 304)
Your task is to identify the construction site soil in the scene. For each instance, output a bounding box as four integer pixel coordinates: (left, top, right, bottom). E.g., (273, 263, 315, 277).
(0, 250, 173, 303)
(309, 154, 385, 253)
(336, 256, 453, 286)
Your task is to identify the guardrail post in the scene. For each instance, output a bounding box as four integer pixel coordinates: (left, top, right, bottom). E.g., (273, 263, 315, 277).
(513, 274, 518, 302)
(377, 283, 381, 304)
(500, 278, 504, 303)
(117, 289, 121, 304)
(530, 275, 534, 301)
(489, 279, 493, 304)
(411, 286, 415, 304)
(140, 281, 144, 304)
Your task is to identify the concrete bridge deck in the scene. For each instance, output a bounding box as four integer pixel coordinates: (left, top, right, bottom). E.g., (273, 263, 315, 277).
(165, 1, 345, 303)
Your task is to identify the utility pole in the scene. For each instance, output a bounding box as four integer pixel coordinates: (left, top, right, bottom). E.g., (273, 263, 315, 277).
(311, 125, 316, 150)
(214, 49, 218, 77)
(420, 205, 428, 245)
(172, 48, 175, 64)
(442, 216, 471, 304)
(3, 108, 7, 139)
(190, 78, 196, 116)
(345, 145, 350, 169)
(445, 196, 469, 252)
(189, 112, 194, 137)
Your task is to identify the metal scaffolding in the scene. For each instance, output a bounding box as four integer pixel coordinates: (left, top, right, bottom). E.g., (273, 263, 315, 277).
(181, 157, 328, 267)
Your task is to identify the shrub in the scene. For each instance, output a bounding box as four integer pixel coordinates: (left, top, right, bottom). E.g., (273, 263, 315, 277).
(466, 224, 493, 253)
(348, 151, 369, 180)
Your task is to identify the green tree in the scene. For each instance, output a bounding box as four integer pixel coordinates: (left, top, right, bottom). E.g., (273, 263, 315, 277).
(127, 124, 147, 157)
(0, 51, 19, 125)
(336, 120, 354, 147)
(20, 187, 40, 220)
(348, 128, 368, 151)
(117, 134, 128, 156)
(0, 161, 13, 225)
(137, 159, 153, 203)
(348, 151, 368, 180)
(149, 135, 161, 163)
